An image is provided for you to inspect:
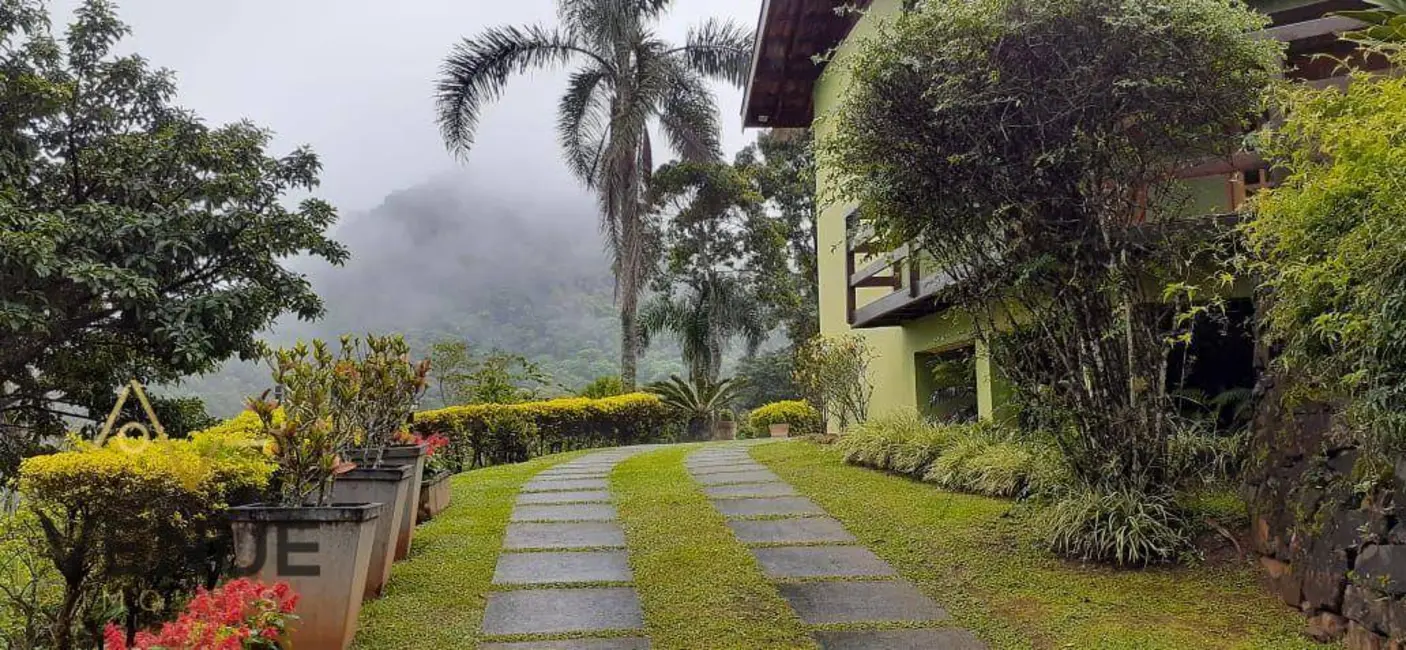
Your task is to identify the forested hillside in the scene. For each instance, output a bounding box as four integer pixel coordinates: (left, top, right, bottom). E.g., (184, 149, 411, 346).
(176, 176, 683, 416)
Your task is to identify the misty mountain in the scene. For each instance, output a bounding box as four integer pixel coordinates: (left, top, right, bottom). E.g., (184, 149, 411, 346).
(176, 175, 684, 417)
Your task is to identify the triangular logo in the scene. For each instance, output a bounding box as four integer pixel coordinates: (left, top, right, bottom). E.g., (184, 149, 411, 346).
(96, 379, 167, 445)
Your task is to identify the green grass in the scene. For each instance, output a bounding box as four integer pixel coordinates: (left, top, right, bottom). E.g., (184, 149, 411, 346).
(751, 441, 1331, 650)
(353, 450, 589, 649)
(612, 445, 816, 650)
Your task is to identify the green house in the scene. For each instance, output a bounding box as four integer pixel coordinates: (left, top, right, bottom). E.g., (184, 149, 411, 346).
(741, 0, 1378, 425)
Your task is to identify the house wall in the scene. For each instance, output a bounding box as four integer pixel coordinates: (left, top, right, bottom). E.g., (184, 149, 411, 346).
(812, 0, 991, 423)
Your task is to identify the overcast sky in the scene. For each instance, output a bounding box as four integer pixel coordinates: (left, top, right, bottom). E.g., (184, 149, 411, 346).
(53, 0, 763, 213)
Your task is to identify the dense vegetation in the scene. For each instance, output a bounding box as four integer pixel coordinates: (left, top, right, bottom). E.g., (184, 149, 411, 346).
(822, 0, 1280, 563)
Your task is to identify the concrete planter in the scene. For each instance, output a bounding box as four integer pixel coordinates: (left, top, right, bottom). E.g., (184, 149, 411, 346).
(330, 465, 413, 599)
(418, 471, 452, 522)
(714, 420, 738, 441)
(229, 503, 382, 650)
(769, 423, 791, 438)
(349, 445, 425, 560)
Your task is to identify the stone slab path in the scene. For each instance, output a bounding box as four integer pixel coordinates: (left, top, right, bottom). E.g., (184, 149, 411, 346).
(482, 448, 655, 648)
(686, 444, 988, 650)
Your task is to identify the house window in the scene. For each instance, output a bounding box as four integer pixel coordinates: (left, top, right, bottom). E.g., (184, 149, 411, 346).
(917, 346, 978, 424)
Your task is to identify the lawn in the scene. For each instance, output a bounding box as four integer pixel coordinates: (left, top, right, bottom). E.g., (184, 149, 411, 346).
(353, 450, 589, 649)
(751, 440, 1330, 650)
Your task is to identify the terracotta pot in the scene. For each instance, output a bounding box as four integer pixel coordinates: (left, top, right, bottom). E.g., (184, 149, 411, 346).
(714, 420, 737, 441)
(417, 472, 452, 522)
(769, 423, 791, 438)
(349, 445, 425, 560)
(330, 465, 412, 599)
(229, 503, 382, 650)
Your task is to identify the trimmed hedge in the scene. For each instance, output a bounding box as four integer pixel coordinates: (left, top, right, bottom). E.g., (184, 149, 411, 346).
(18, 430, 274, 633)
(747, 400, 821, 437)
(414, 393, 677, 470)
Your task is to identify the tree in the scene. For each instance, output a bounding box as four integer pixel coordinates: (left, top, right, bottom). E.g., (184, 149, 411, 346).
(735, 129, 819, 347)
(427, 339, 552, 406)
(821, 0, 1278, 561)
(647, 374, 740, 441)
(641, 162, 775, 386)
(0, 0, 347, 475)
(435, 0, 754, 389)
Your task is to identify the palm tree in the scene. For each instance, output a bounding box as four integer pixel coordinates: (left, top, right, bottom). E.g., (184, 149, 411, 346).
(435, 1, 754, 389)
(639, 274, 768, 388)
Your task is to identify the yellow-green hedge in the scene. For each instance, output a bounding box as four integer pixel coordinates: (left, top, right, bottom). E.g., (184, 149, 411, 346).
(414, 393, 678, 469)
(18, 430, 275, 626)
(748, 400, 822, 436)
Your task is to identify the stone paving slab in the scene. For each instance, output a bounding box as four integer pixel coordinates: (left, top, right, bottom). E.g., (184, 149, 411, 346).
(481, 587, 644, 635)
(479, 640, 651, 650)
(493, 550, 632, 585)
(728, 517, 857, 545)
(704, 483, 798, 498)
(814, 629, 986, 649)
(711, 496, 824, 518)
(535, 472, 612, 481)
(522, 478, 610, 492)
(694, 470, 782, 486)
(516, 490, 613, 505)
(503, 522, 626, 550)
(751, 545, 897, 579)
(511, 503, 618, 522)
(538, 468, 612, 476)
(688, 464, 769, 476)
(778, 580, 948, 625)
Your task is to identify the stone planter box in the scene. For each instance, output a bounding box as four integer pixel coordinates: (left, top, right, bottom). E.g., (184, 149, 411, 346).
(714, 420, 738, 441)
(350, 444, 426, 560)
(229, 503, 382, 650)
(330, 465, 413, 599)
(418, 472, 452, 522)
(769, 423, 791, 438)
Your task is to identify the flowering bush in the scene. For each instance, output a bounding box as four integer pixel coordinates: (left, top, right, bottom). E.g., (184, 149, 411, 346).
(104, 579, 298, 650)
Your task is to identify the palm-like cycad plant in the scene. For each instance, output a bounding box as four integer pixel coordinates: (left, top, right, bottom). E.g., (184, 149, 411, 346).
(648, 374, 742, 440)
(435, 1, 754, 388)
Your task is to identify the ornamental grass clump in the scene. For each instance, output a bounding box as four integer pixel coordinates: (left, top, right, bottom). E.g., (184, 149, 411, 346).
(822, 0, 1280, 563)
(1041, 487, 1193, 566)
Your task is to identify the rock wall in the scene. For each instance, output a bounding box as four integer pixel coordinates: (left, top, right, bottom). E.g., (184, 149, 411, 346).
(1247, 372, 1405, 649)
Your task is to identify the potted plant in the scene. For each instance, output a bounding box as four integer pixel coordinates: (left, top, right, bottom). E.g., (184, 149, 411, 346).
(414, 433, 453, 522)
(228, 341, 382, 650)
(747, 400, 821, 439)
(343, 334, 431, 561)
(714, 410, 738, 441)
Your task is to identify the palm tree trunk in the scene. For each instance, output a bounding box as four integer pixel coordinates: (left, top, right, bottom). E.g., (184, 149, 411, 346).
(618, 194, 644, 390)
(620, 290, 639, 389)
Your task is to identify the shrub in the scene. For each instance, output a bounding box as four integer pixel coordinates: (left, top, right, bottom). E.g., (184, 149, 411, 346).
(836, 412, 947, 472)
(1243, 51, 1406, 458)
(579, 375, 626, 399)
(1040, 487, 1193, 566)
(794, 335, 874, 429)
(19, 433, 274, 648)
(103, 578, 297, 650)
(920, 424, 1066, 498)
(747, 401, 821, 437)
(416, 393, 674, 468)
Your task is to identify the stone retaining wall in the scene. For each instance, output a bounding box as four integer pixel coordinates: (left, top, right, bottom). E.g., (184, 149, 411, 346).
(1247, 373, 1405, 649)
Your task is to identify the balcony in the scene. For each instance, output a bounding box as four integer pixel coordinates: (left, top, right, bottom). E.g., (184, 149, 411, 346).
(843, 156, 1274, 329)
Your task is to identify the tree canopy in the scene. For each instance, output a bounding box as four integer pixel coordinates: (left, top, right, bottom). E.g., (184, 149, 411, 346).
(0, 0, 346, 467)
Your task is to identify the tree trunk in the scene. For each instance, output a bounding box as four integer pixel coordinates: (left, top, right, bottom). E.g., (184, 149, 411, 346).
(620, 295, 639, 390)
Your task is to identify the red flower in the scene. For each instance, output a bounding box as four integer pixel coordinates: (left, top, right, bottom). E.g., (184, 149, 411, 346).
(106, 579, 299, 649)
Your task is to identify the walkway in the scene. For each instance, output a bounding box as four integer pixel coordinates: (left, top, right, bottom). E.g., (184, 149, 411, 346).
(480, 447, 655, 649)
(687, 445, 986, 650)
(475, 442, 984, 649)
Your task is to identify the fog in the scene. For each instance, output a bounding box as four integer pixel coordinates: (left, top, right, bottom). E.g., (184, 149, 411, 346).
(56, 0, 766, 413)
